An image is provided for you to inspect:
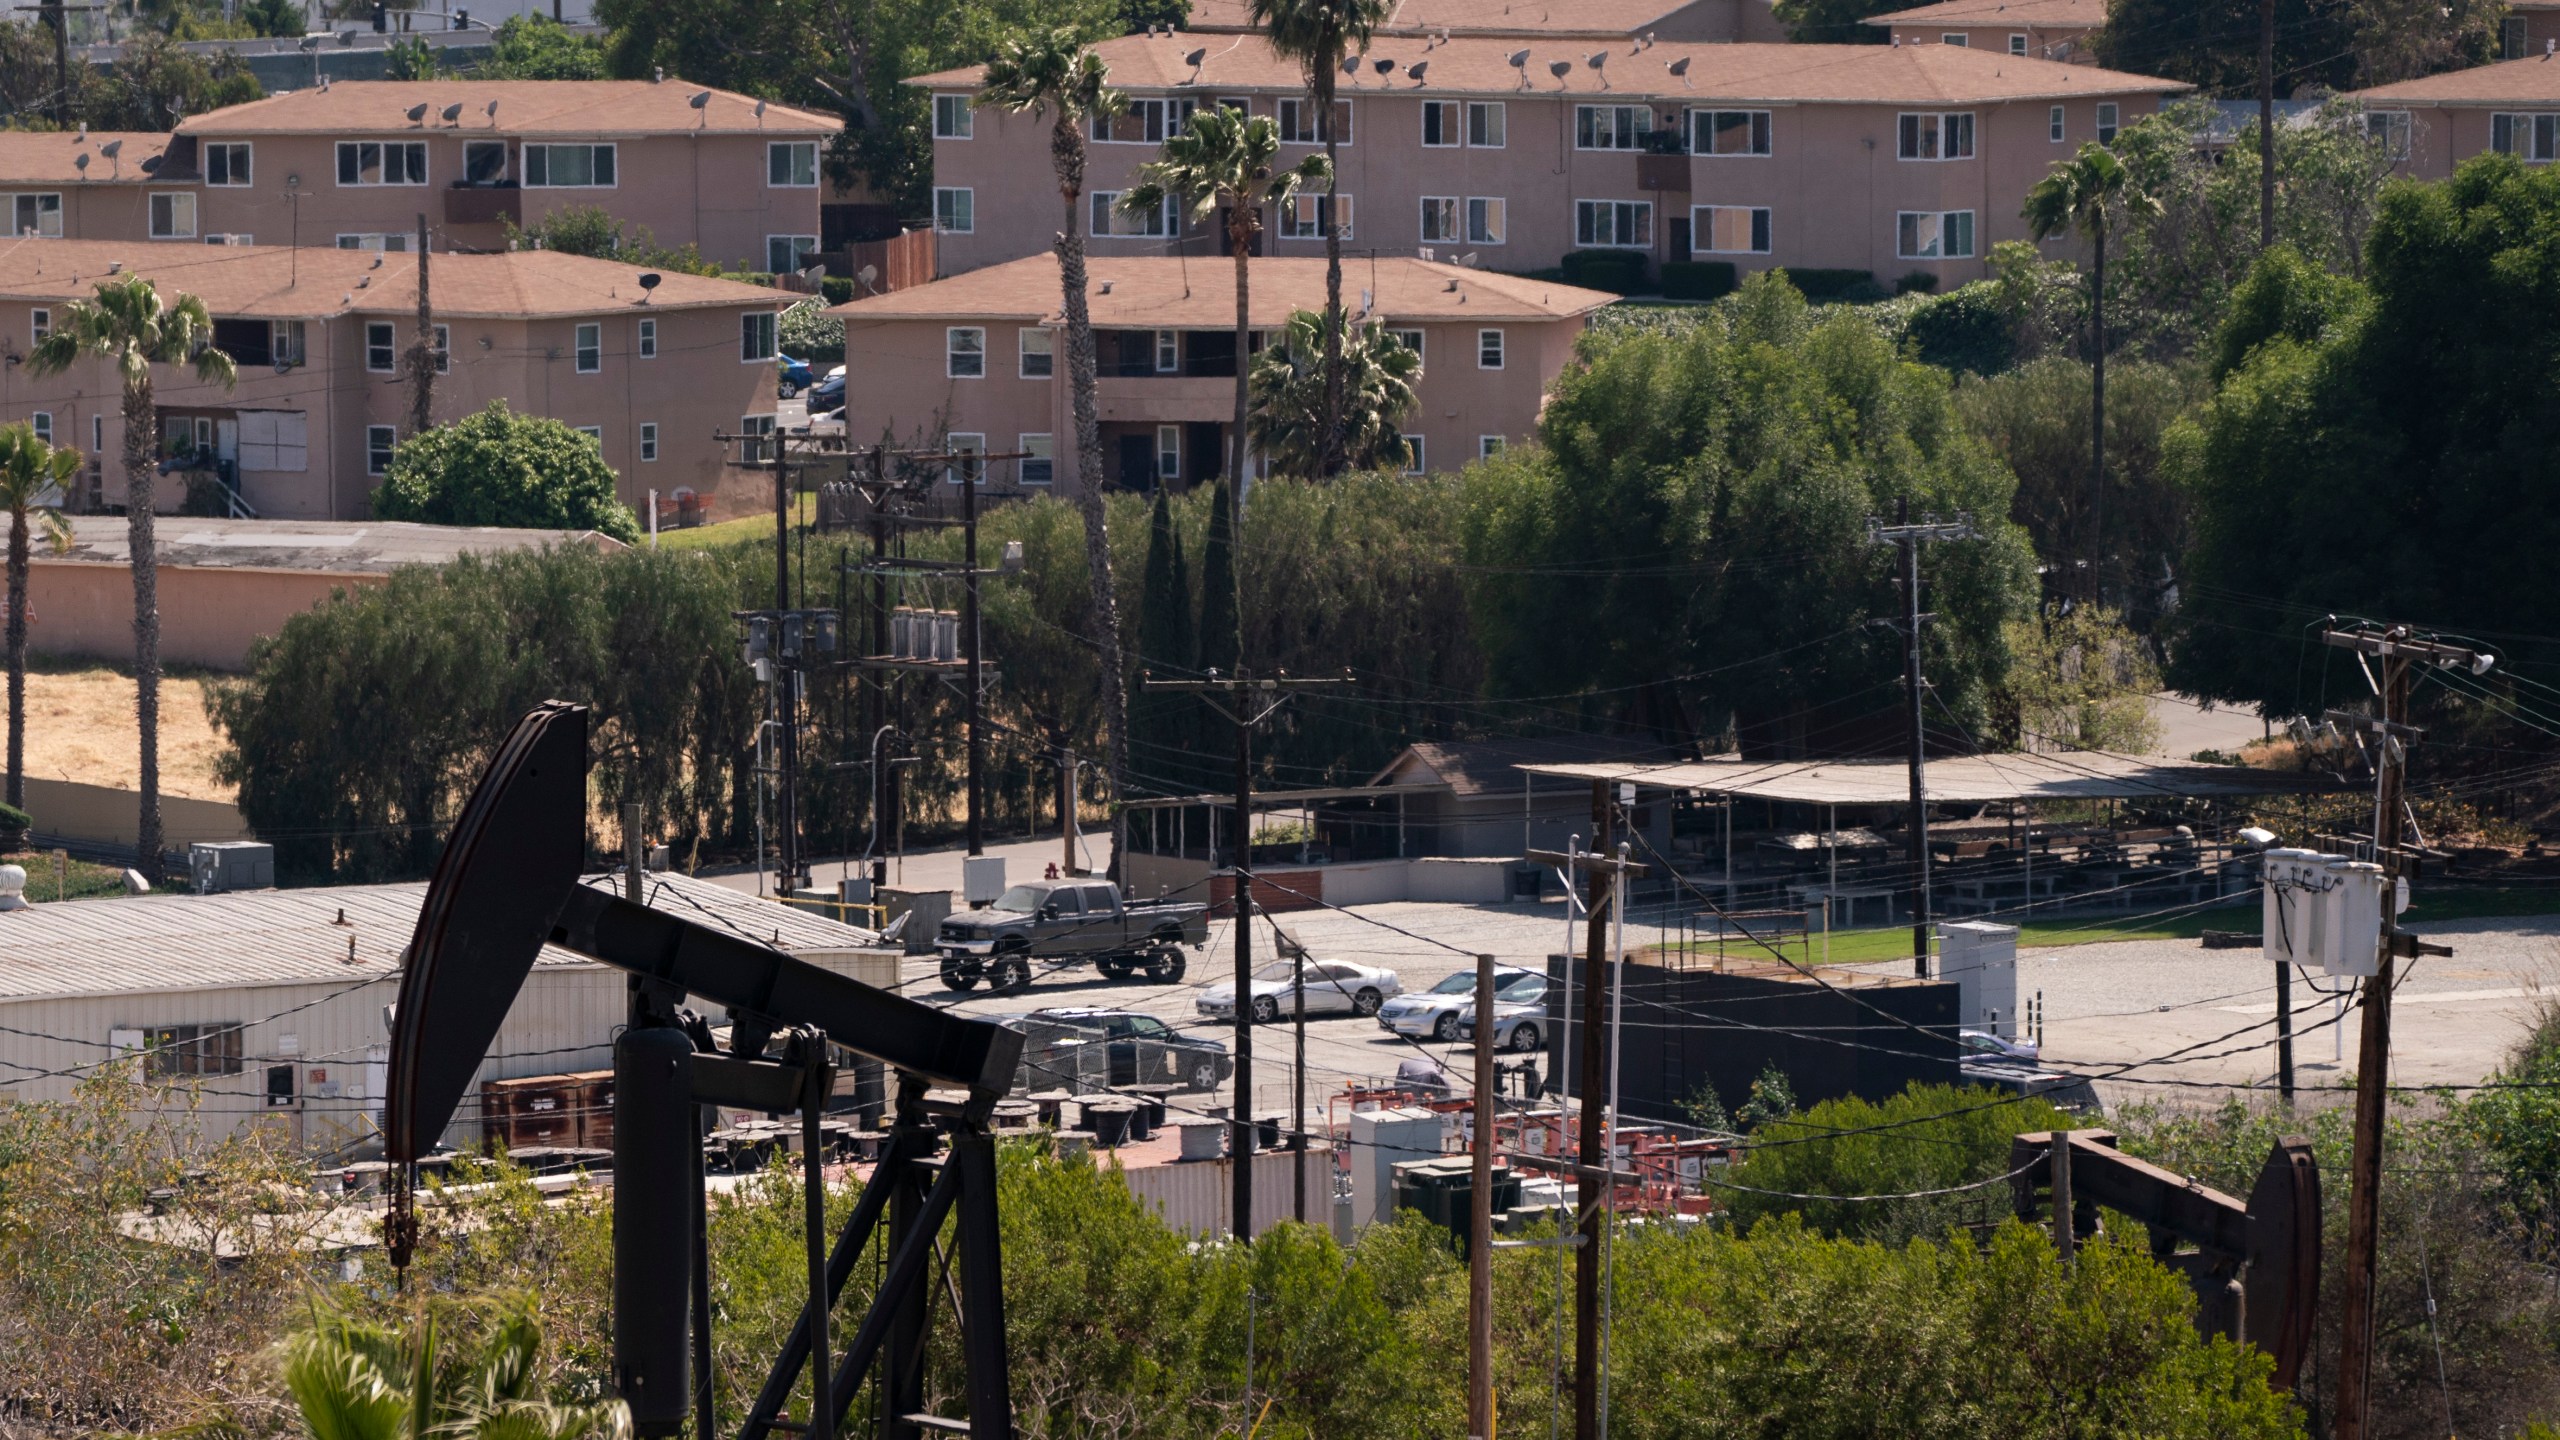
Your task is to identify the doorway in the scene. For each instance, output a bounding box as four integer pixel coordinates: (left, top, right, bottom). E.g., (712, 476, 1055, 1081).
(1185, 422, 1225, 483)
(1117, 433, 1154, 490)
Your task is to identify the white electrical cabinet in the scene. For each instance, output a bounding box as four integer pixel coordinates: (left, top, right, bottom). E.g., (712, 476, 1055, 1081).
(2261, 849, 2386, 977)
(1940, 920, 2020, 1037)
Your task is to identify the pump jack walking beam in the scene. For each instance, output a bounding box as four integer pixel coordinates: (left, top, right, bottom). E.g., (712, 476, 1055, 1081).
(384, 703, 1024, 1440)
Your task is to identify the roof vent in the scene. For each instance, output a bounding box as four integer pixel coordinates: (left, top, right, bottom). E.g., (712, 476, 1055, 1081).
(0, 864, 27, 912)
(1100, 279, 1114, 293)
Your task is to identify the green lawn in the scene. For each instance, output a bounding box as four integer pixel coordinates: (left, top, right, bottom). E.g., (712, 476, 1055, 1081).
(655, 493, 820, 551)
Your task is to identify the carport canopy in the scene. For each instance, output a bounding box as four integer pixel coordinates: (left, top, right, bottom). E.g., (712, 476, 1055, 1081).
(1516, 750, 2339, 805)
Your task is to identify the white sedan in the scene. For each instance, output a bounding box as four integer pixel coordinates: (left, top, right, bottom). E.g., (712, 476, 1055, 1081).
(1196, 959, 1404, 1024)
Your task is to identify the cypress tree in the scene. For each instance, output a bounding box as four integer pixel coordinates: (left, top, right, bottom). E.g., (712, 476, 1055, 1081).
(1136, 493, 1200, 795)
(1197, 479, 1240, 681)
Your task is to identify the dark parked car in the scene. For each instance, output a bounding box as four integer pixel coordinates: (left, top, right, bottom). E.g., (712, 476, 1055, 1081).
(805, 366, 846, 415)
(999, 1007, 1232, 1092)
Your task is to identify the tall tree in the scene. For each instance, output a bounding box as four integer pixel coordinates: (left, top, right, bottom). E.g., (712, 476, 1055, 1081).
(2025, 143, 2157, 604)
(27, 275, 236, 881)
(1250, 0, 1390, 477)
(1197, 480, 1239, 682)
(979, 26, 1140, 874)
(1134, 490, 1200, 793)
(1247, 309, 1421, 478)
(1769, 0, 1917, 43)
(0, 422, 75, 813)
(1124, 106, 1329, 506)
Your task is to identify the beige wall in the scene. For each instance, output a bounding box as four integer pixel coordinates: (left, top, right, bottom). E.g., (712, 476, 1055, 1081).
(0, 297, 779, 520)
(1885, 24, 2098, 59)
(0, 184, 152, 243)
(26, 560, 382, 670)
(932, 88, 2163, 283)
(2370, 104, 2501, 182)
(19, 774, 252, 850)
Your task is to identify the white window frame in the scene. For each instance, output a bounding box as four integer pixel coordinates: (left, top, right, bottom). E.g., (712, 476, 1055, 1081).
(946, 432, 988, 485)
(740, 413, 777, 465)
(638, 318, 657, 359)
(1388, 328, 1423, 370)
(1278, 191, 1351, 240)
(947, 325, 986, 379)
(269, 320, 306, 367)
(1467, 101, 1506, 148)
(1154, 329, 1179, 373)
(1941, 31, 1968, 45)
(335, 140, 428, 186)
(29, 412, 50, 445)
(766, 234, 819, 273)
(1092, 97, 1201, 145)
(1276, 97, 1350, 146)
(742, 311, 778, 364)
(2366, 109, 2410, 160)
(30, 307, 49, 345)
(2050, 105, 2065, 143)
(1689, 109, 1773, 157)
(767, 141, 820, 187)
(204, 140, 252, 186)
(1896, 209, 1976, 260)
(1897, 112, 1976, 161)
(2010, 32, 2029, 55)
(1421, 100, 1461, 148)
(335, 232, 412, 252)
(2096, 102, 2120, 145)
(1018, 326, 1053, 379)
(1466, 196, 1506, 246)
(1155, 424, 1180, 482)
(1420, 195, 1459, 244)
(1019, 432, 1053, 485)
(574, 322, 601, 374)
(639, 422, 659, 462)
(366, 424, 396, 476)
(1692, 204, 1772, 255)
(1574, 104, 1652, 151)
(1090, 191, 1177, 238)
(149, 191, 196, 239)
(1402, 433, 1425, 475)
(933, 94, 974, 140)
(464, 139, 508, 185)
(575, 425, 603, 447)
(934, 187, 974, 234)
(365, 321, 398, 373)
(1477, 328, 1504, 370)
(1478, 435, 1505, 459)
(2492, 112, 2560, 161)
(524, 142, 614, 188)
(1574, 198, 1652, 249)
(10, 193, 61, 238)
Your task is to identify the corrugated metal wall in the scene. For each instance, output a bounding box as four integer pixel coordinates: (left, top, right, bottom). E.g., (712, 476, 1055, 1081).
(1116, 1143, 1336, 1240)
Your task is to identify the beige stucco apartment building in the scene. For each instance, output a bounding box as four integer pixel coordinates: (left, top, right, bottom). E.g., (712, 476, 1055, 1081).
(2349, 53, 2560, 179)
(1867, 0, 2105, 61)
(831, 255, 1612, 492)
(1184, 0, 1788, 43)
(0, 241, 785, 521)
(917, 33, 2178, 287)
(0, 131, 177, 244)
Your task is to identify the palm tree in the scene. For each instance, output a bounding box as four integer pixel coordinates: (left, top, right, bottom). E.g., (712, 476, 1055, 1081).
(0, 424, 78, 814)
(978, 27, 1140, 882)
(1247, 309, 1421, 478)
(282, 1303, 628, 1440)
(1250, 0, 1392, 478)
(2024, 142, 2157, 603)
(27, 274, 236, 882)
(1123, 106, 1330, 505)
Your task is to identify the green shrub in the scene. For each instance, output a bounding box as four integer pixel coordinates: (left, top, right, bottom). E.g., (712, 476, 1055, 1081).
(1779, 267, 1883, 302)
(371, 401, 640, 543)
(1900, 281, 2016, 376)
(1659, 259, 1738, 301)
(0, 801, 28, 844)
(820, 274, 856, 305)
(1559, 249, 1652, 293)
(1894, 269, 1942, 295)
(778, 297, 844, 362)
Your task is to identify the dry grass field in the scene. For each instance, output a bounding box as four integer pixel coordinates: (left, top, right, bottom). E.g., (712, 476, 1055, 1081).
(18, 660, 233, 801)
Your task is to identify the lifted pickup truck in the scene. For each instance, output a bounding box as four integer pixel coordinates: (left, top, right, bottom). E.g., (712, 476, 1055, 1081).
(936, 879, 1209, 991)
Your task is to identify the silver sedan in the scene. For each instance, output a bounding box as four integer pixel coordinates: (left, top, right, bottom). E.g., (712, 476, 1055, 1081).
(1196, 958, 1405, 1025)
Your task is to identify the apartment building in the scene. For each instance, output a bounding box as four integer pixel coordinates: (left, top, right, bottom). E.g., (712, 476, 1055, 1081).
(129, 79, 837, 271)
(2503, 2, 2560, 60)
(0, 241, 785, 521)
(1866, 0, 2105, 61)
(0, 131, 179, 243)
(1184, 0, 1787, 44)
(2350, 53, 2560, 178)
(830, 254, 1613, 492)
(918, 33, 2179, 286)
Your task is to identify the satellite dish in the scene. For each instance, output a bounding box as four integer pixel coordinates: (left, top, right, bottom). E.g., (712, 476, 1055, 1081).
(1341, 54, 1361, 74)
(1548, 59, 1572, 78)
(1184, 47, 1206, 66)
(1587, 50, 1608, 68)
(1406, 60, 1428, 81)
(1373, 57, 1394, 74)
(405, 102, 428, 123)
(1459, 251, 1479, 267)
(485, 99, 499, 120)
(689, 90, 712, 108)
(1508, 48, 1529, 67)
(857, 262, 878, 292)
(441, 102, 463, 123)
(1668, 55, 1692, 86)
(73, 152, 88, 172)
(98, 138, 121, 157)
(755, 98, 768, 119)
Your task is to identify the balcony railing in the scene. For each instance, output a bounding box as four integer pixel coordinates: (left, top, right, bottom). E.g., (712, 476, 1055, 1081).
(445, 184, 522, 227)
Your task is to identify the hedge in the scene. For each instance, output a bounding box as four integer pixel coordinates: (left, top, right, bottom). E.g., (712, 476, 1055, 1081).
(1779, 267, 1885, 303)
(1660, 260, 1738, 301)
(1559, 249, 1652, 293)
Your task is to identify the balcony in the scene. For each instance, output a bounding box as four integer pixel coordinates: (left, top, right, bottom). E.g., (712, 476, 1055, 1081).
(1636, 154, 1691, 194)
(445, 184, 522, 227)
(1095, 375, 1233, 425)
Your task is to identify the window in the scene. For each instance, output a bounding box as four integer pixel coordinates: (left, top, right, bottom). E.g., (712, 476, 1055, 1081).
(1420, 196, 1458, 244)
(1153, 329, 1180, 372)
(149, 192, 196, 239)
(1092, 97, 1200, 143)
(638, 318, 657, 359)
(742, 311, 778, 363)
(2050, 105, 2065, 142)
(1693, 204, 1771, 254)
(28, 412, 48, 445)
(2365, 110, 2410, 159)
(1089, 190, 1176, 237)
(2010, 32, 2029, 55)
(639, 422, 659, 462)
(1401, 433, 1424, 474)
(1575, 104, 1652, 150)
(336, 140, 428, 186)
(10, 193, 60, 238)
(575, 322, 601, 373)
(2096, 102, 2120, 145)
(366, 321, 397, 372)
(1422, 100, 1461, 147)
(575, 425, 603, 446)
(366, 424, 396, 476)
(946, 432, 987, 485)
(191, 416, 213, 453)
(204, 141, 250, 186)
(269, 320, 305, 367)
(767, 234, 819, 272)
(335, 233, 411, 252)
(1019, 432, 1053, 484)
(768, 140, 819, 186)
(1388, 329, 1423, 369)
(1689, 109, 1772, 157)
(523, 143, 613, 188)
(91, 415, 101, 451)
(2505, 14, 2531, 58)
(934, 187, 974, 233)
(142, 1022, 243, 1079)
(1479, 435, 1505, 459)
(464, 140, 507, 184)
(1575, 198, 1652, 248)
(2493, 113, 2560, 161)
(1276, 97, 1350, 145)
(1155, 424, 1180, 481)
(29, 308, 47, 345)
(432, 323, 449, 374)
(1477, 328, 1504, 369)
(934, 94, 974, 139)
(1941, 31, 1967, 45)
(1467, 101, 1505, 148)
(1897, 112, 1975, 160)
(1279, 191, 1351, 240)
(1019, 327, 1053, 378)
(1897, 209, 1976, 259)
(739, 413, 776, 464)
(1466, 196, 1506, 245)
(947, 325, 986, 378)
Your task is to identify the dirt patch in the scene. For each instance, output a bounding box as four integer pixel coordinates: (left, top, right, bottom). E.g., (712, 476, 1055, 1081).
(15, 662, 233, 802)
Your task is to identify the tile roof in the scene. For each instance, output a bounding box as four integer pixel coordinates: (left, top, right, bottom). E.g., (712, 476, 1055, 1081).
(914, 32, 2179, 103)
(1862, 0, 2106, 28)
(0, 873, 880, 1004)
(40, 515, 624, 575)
(1185, 0, 1721, 37)
(0, 131, 175, 187)
(175, 79, 837, 137)
(2352, 52, 2560, 103)
(831, 254, 1617, 327)
(0, 239, 788, 320)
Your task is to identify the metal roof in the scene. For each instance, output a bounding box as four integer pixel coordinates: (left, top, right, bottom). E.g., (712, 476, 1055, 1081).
(42, 515, 624, 576)
(1518, 750, 2338, 805)
(0, 872, 881, 1005)
(1120, 783, 1447, 812)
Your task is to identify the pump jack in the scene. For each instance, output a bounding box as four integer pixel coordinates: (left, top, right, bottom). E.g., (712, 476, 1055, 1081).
(384, 702, 1024, 1440)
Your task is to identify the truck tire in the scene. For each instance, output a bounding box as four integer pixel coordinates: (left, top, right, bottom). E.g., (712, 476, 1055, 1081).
(1145, 948, 1187, 983)
(1097, 957, 1135, 981)
(996, 956, 1034, 991)
(939, 955, 982, 992)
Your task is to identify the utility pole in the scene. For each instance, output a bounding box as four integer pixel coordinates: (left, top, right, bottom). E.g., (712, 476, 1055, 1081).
(1142, 669, 1344, 1244)
(1468, 949, 1496, 1440)
(2275, 954, 2295, 1102)
(408, 212, 434, 440)
(2328, 624, 2481, 1440)
(2259, 0, 2277, 250)
(774, 433, 798, 898)
(963, 467, 983, 857)
(1868, 506, 1975, 977)
(2050, 1129, 2076, 1265)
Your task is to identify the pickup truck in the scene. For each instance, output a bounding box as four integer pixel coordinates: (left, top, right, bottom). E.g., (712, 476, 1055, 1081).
(935, 879, 1209, 992)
